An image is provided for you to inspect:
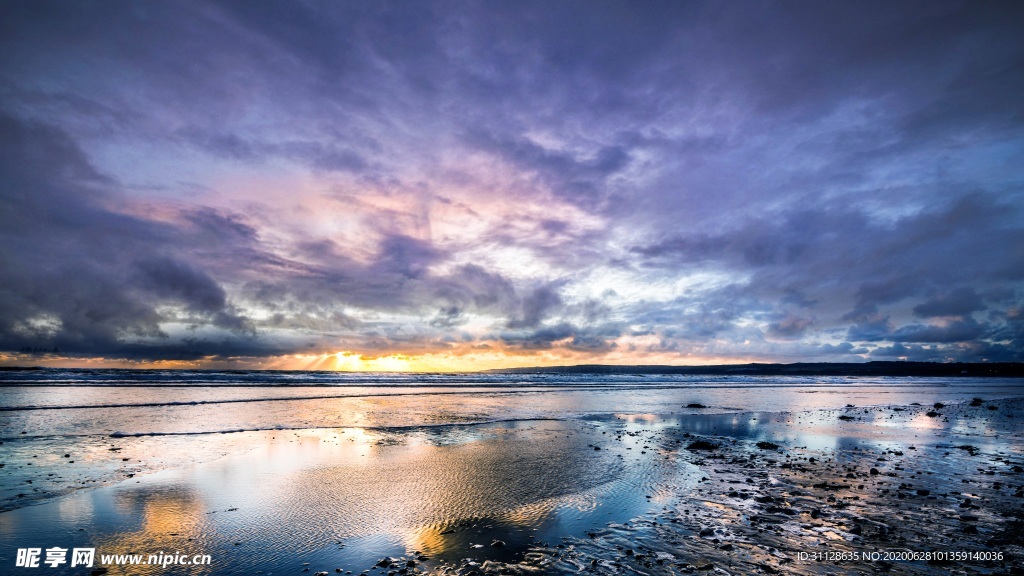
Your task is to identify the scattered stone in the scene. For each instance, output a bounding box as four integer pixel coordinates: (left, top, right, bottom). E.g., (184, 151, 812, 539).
(687, 440, 719, 451)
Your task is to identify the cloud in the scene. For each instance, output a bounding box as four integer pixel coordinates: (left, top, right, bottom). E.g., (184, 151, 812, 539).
(913, 287, 986, 318)
(889, 319, 987, 344)
(2, 2, 1023, 365)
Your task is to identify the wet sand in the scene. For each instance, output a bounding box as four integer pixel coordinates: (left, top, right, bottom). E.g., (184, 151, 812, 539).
(2, 397, 1023, 575)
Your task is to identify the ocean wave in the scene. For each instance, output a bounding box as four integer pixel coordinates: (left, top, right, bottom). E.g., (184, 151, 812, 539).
(0, 382, 987, 412)
(106, 417, 565, 438)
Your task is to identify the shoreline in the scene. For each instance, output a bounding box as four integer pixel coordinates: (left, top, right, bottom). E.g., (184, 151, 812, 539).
(3, 395, 1023, 513)
(2, 397, 1023, 574)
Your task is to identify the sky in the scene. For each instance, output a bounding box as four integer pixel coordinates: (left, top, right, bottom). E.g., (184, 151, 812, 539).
(1, 0, 1023, 371)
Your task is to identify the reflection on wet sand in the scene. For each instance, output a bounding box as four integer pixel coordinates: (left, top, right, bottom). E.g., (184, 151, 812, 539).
(1, 419, 699, 574)
(92, 487, 213, 576)
(250, 420, 692, 568)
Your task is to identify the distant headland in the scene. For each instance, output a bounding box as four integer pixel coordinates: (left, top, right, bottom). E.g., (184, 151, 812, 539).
(490, 361, 1024, 377)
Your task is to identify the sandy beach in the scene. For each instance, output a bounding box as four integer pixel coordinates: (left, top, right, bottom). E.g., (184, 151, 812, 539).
(2, 373, 1023, 575)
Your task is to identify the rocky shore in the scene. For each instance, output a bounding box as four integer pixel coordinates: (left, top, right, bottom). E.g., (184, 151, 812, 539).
(349, 399, 1024, 576)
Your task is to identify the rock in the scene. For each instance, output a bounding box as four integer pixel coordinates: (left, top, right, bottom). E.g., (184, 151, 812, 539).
(490, 539, 505, 547)
(926, 411, 940, 417)
(756, 441, 780, 450)
(686, 403, 707, 408)
(376, 557, 393, 568)
(687, 440, 719, 451)
(699, 527, 715, 537)
(933, 403, 944, 409)
(870, 468, 880, 475)
(917, 489, 930, 496)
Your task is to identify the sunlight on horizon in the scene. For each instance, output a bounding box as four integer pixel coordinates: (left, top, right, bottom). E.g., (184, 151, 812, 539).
(0, 348, 775, 372)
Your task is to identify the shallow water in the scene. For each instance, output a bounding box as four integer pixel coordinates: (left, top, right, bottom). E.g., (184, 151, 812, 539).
(0, 418, 703, 575)
(2, 372, 1021, 510)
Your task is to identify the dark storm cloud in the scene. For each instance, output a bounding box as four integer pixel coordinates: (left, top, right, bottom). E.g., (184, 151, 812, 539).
(890, 319, 987, 344)
(132, 257, 226, 313)
(506, 284, 564, 330)
(632, 193, 1024, 357)
(913, 287, 986, 318)
(0, 122, 155, 345)
(0, 112, 553, 359)
(1, 1, 1023, 363)
(0, 114, 264, 353)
